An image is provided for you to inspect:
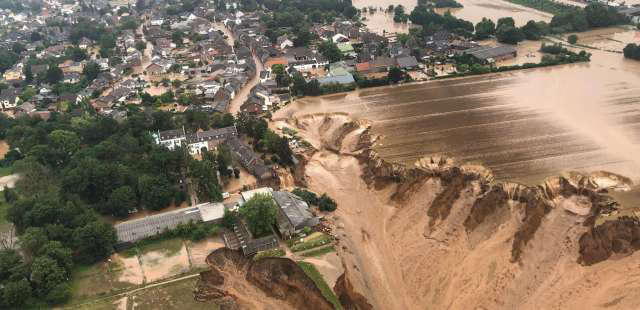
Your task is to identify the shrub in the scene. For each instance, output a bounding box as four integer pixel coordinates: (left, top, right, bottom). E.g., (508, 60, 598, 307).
(568, 34, 578, 44)
(318, 194, 337, 212)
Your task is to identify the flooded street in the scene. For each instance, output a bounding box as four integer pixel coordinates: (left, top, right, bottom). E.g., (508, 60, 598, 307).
(280, 36, 640, 184)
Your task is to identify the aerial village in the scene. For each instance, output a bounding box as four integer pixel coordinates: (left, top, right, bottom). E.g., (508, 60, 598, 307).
(0, 0, 639, 308)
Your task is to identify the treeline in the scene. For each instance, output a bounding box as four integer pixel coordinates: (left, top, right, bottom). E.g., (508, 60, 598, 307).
(0, 108, 239, 307)
(235, 113, 294, 166)
(623, 43, 640, 60)
(292, 188, 337, 212)
(409, 3, 626, 45)
(450, 43, 591, 78)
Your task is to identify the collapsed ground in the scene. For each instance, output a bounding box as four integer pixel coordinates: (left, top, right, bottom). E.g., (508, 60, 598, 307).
(268, 112, 640, 310)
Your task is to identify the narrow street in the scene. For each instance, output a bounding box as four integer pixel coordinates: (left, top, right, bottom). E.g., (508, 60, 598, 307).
(215, 22, 264, 115)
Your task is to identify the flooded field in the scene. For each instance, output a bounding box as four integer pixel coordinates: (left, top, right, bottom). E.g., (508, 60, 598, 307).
(280, 40, 640, 184)
(354, 0, 551, 34)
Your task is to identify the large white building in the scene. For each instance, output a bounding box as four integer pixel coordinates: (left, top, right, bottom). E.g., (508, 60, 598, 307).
(152, 126, 238, 155)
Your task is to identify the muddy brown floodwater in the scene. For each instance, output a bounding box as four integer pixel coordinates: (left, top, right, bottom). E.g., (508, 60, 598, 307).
(280, 46, 640, 185)
(354, 0, 552, 34)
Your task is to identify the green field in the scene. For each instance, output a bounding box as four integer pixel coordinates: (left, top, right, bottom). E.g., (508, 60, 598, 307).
(290, 233, 332, 252)
(301, 245, 336, 257)
(69, 258, 139, 305)
(128, 278, 218, 310)
(0, 166, 11, 177)
(0, 192, 10, 232)
(297, 262, 343, 310)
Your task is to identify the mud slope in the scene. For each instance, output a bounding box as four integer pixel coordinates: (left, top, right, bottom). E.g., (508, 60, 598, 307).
(195, 248, 333, 310)
(278, 114, 640, 310)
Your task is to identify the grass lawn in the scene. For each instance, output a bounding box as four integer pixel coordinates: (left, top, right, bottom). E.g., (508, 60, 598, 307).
(122, 237, 184, 258)
(0, 192, 10, 233)
(129, 278, 218, 310)
(69, 258, 137, 305)
(0, 166, 11, 177)
(297, 262, 343, 310)
(290, 233, 332, 252)
(301, 245, 336, 257)
(253, 247, 286, 261)
(73, 296, 126, 310)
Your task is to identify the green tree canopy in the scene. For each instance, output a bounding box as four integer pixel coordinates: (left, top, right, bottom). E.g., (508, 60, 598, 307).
(239, 194, 278, 237)
(475, 18, 495, 40)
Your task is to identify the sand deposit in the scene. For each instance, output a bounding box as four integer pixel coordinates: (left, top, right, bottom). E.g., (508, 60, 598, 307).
(140, 244, 190, 282)
(0, 140, 8, 159)
(188, 237, 225, 267)
(115, 254, 145, 285)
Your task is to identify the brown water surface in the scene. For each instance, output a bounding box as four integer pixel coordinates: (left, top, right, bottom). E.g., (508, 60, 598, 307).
(353, 0, 552, 34)
(281, 45, 640, 184)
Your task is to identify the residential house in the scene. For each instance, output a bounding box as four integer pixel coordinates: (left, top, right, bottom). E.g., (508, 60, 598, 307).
(337, 43, 356, 58)
(227, 136, 272, 180)
(462, 45, 517, 64)
(2, 67, 22, 81)
(284, 47, 328, 72)
(332, 34, 349, 43)
(276, 35, 294, 50)
(273, 191, 320, 239)
(0, 88, 21, 110)
(63, 72, 81, 83)
(395, 55, 419, 70)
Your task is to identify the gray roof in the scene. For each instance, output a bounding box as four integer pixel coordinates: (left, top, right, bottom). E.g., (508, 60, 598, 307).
(620, 7, 640, 15)
(464, 45, 517, 60)
(185, 126, 237, 144)
(317, 73, 355, 86)
(273, 191, 318, 231)
(396, 56, 419, 68)
(114, 207, 202, 243)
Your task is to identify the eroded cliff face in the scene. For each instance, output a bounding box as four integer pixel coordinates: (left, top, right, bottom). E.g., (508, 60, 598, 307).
(195, 248, 333, 310)
(282, 113, 640, 310)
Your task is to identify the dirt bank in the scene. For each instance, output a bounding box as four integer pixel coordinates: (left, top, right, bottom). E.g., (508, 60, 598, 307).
(0, 140, 8, 159)
(277, 112, 640, 309)
(195, 248, 334, 309)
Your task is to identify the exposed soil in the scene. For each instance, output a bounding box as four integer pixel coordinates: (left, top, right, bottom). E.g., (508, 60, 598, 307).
(140, 244, 190, 282)
(195, 248, 334, 309)
(274, 112, 640, 310)
(0, 140, 8, 159)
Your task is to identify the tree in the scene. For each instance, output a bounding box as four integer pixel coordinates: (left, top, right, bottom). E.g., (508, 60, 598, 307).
(45, 283, 71, 305)
(72, 221, 117, 264)
(45, 65, 63, 84)
(11, 42, 24, 54)
(318, 41, 342, 63)
(388, 67, 404, 84)
(521, 20, 542, 40)
(292, 72, 308, 96)
(48, 130, 80, 166)
(496, 17, 515, 30)
(20, 227, 48, 258)
(24, 63, 33, 83)
(318, 193, 337, 212)
(475, 18, 495, 40)
(568, 34, 578, 44)
(172, 30, 184, 46)
(138, 175, 173, 210)
(83, 62, 100, 82)
(238, 194, 277, 237)
(135, 40, 146, 52)
(221, 209, 238, 230)
(293, 29, 314, 47)
(39, 241, 73, 274)
(30, 256, 66, 296)
(3, 279, 32, 308)
(107, 186, 137, 217)
(623, 43, 640, 60)
(496, 25, 524, 44)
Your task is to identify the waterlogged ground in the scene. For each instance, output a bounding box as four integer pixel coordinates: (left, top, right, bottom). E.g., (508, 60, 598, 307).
(354, 0, 552, 34)
(281, 39, 640, 185)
